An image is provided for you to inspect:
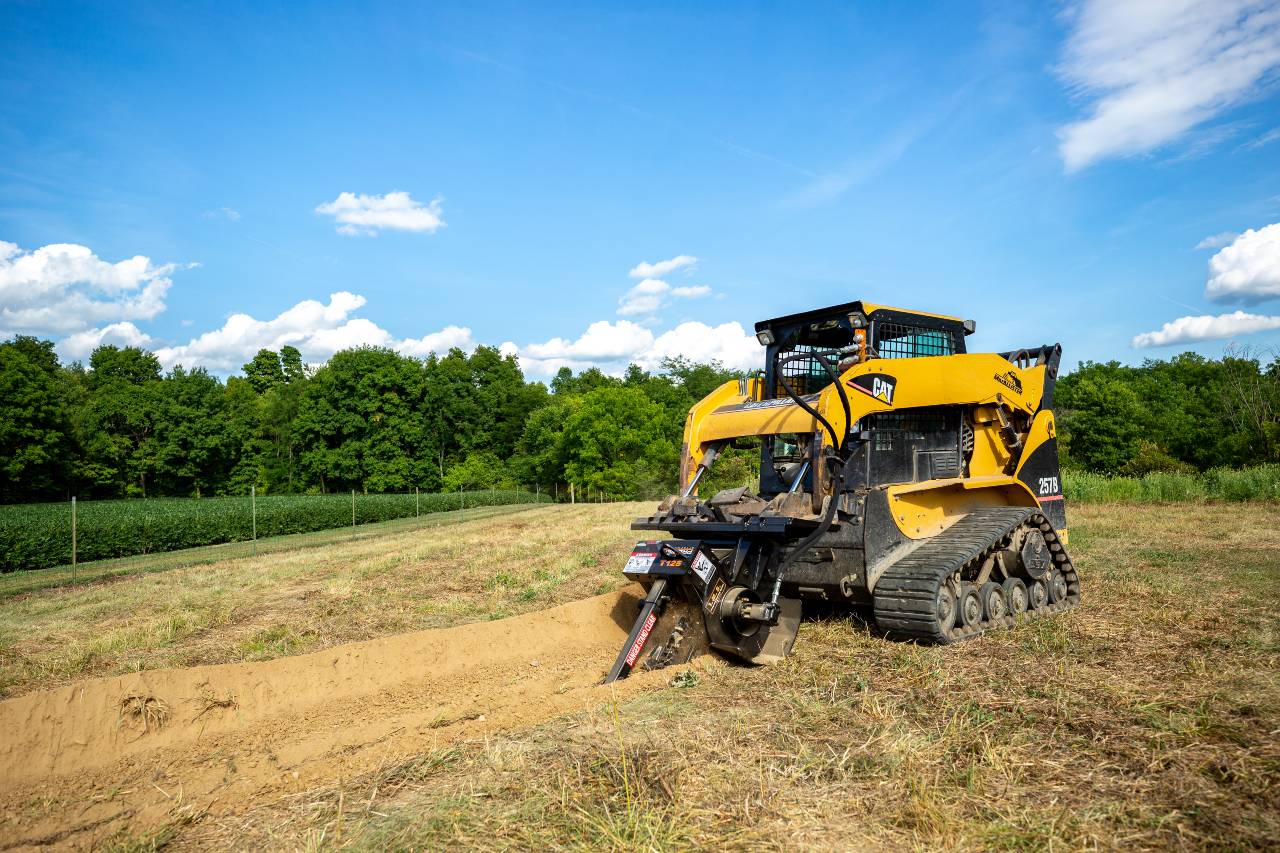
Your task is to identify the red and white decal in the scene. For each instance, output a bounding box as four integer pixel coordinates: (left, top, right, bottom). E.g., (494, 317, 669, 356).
(624, 612, 658, 667)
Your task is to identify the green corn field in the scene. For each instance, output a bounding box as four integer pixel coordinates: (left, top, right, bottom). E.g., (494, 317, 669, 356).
(0, 490, 552, 573)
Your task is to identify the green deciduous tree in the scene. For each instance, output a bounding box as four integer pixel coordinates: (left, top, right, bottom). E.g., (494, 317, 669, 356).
(295, 347, 429, 492)
(443, 451, 515, 491)
(0, 337, 72, 501)
(84, 346, 163, 497)
(559, 386, 678, 500)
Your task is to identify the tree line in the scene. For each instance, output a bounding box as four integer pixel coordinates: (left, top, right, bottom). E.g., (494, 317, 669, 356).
(0, 336, 742, 503)
(0, 335, 1276, 504)
(1055, 349, 1279, 474)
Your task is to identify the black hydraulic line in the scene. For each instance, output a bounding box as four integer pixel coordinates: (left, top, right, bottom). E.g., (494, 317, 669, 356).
(774, 349, 852, 452)
(764, 346, 859, 611)
(768, 452, 854, 605)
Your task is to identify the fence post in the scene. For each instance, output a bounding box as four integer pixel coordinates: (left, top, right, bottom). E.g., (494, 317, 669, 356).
(416, 486, 420, 517)
(352, 489, 356, 530)
(570, 482, 575, 504)
(71, 496, 77, 585)
(251, 486, 257, 556)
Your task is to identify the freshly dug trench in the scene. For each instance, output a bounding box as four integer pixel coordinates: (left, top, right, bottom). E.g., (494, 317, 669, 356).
(0, 586, 694, 849)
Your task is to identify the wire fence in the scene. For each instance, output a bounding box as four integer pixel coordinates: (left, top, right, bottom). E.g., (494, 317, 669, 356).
(0, 487, 554, 575)
(0, 503, 548, 598)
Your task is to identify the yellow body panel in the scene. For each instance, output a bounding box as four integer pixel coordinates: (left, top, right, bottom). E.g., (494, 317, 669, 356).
(1014, 408, 1069, 544)
(682, 353, 1048, 484)
(886, 477, 1037, 539)
(678, 339, 1067, 540)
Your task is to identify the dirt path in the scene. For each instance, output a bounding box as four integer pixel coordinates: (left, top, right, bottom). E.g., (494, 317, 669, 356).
(0, 586, 677, 850)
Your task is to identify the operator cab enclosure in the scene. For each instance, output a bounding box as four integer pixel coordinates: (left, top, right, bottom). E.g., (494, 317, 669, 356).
(753, 301, 976, 496)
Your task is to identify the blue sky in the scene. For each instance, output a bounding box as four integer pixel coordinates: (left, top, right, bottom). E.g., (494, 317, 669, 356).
(2, 0, 1280, 378)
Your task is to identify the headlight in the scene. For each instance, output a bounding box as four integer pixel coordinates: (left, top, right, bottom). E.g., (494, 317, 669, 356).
(756, 329, 775, 345)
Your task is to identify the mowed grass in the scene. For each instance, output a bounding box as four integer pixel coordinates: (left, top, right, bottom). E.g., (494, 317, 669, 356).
(178, 502, 1280, 852)
(0, 503, 650, 698)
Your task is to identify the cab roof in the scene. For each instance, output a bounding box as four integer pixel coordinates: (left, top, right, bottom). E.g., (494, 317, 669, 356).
(753, 301, 967, 334)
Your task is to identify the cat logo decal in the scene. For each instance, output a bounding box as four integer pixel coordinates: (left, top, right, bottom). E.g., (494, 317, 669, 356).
(848, 373, 897, 405)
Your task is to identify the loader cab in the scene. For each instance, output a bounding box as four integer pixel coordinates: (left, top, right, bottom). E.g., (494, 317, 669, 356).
(753, 302, 974, 496)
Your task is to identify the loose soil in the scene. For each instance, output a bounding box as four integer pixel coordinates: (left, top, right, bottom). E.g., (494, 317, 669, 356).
(0, 587, 686, 850)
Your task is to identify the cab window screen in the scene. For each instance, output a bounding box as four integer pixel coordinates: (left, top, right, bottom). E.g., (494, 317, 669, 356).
(876, 323, 958, 359)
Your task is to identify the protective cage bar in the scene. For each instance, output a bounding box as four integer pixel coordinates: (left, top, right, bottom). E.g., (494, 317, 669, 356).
(772, 344, 839, 398)
(873, 322, 962, 359)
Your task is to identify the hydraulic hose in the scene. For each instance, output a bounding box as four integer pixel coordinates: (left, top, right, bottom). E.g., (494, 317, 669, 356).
(767, 346, 858, 607)
(774, 349, 853, 453)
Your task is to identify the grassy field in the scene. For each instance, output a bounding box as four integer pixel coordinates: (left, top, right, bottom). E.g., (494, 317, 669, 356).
(0, 502, 542, 599)
(1063, 464, 1280, 503)
(0, 503, 642, 699)
(4, 501, 1278, 850)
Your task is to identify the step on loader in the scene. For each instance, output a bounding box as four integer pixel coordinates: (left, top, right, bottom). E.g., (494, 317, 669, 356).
(606, 301, 1080, 682)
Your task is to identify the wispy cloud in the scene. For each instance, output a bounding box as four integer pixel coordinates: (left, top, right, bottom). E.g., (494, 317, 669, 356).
(447, 46, 814, 179)
(1196, 231, 1239, 250)
(629, 255, 697, 279)
(1241, 125, 1280, 150)
(782, 82, 976, 209)
(1057, 0, 1280, 171)
(617, 278, 712, 317)
(204, 206, 241, 222)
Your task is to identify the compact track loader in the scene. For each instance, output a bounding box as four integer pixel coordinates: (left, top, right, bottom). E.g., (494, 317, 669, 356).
(606, 301, 1079, 682)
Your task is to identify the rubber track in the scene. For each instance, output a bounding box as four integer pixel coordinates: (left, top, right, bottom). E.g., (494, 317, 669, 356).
(872, 506, 1081, 644)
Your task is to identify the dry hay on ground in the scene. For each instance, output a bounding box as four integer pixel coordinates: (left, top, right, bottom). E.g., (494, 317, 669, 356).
(1, 501, 1276, 850)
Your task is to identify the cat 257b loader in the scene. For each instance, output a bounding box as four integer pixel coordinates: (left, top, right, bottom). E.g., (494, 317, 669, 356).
(606, 301, 1079, 681)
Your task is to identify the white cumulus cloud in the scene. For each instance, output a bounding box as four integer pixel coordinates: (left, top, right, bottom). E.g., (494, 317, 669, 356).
(397, 325, 476, 358)
(59, 322, 158, 360)
(1132, 310, 1280, 347)
(1056, 0, 1280, 171)
(315, 191, 446, 236)
(0, 240, 185, 340)
(617, 278, 713, 317)
(641, 321, 761, 372)
(153, 291, 473, 371)
(513, 318, 760, 378)
(524, 320, 655, 364)
(1205, 223, 1280, 304)
(618, 278, 671, 316)
(628, 255, 697, 279)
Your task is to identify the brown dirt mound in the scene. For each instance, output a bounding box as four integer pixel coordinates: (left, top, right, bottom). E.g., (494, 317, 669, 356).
(0, 586, 686, 850)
